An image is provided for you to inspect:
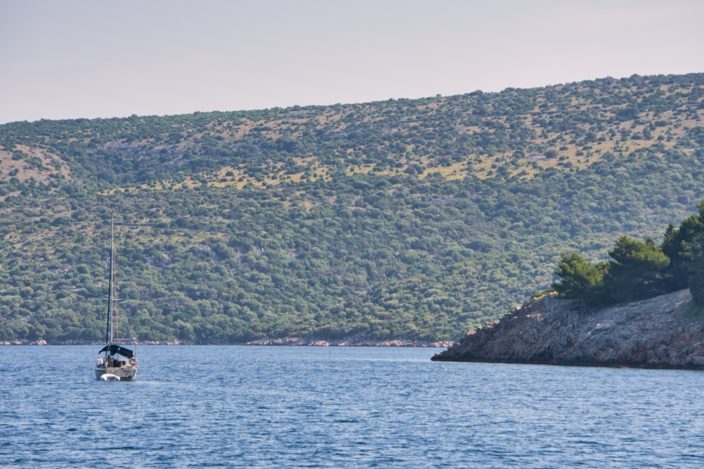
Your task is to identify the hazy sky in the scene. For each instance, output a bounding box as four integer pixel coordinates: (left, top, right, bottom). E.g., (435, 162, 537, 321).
(1, 0, 702, 123)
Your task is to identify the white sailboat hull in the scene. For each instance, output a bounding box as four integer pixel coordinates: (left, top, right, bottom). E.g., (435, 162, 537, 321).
(95, 365, 137, 381)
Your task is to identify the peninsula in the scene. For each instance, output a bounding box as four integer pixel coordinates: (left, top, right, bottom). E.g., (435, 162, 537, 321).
(434, 201, 704, 369)
(432, 289, 704, 368)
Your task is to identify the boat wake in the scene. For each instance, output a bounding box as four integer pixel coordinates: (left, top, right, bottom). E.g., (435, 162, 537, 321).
(100, 373, 121, 382)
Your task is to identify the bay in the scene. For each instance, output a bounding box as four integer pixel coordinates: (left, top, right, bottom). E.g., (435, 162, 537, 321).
(1, 346, 703, 467)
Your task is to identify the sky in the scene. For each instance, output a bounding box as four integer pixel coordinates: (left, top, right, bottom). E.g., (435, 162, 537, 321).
(1, 0, 703, 124)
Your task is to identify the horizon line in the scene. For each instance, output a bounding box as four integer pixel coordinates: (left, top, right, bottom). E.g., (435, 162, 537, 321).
(2, 70, 701, 126)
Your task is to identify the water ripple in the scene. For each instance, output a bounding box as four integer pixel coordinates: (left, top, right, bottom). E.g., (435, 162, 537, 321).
(2, 346, 704, 467)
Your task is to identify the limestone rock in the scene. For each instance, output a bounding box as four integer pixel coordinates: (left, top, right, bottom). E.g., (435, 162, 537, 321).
(432, 289, 704, 369)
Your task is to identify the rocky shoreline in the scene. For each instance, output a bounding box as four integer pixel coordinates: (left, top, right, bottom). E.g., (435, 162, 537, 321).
(0, 339, 183, 346)
(244, 337, 452, 347)
(432, 289, 704, 369)
(1, 338, 452, 347)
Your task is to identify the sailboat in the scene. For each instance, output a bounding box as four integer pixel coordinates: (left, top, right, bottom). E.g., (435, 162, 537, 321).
(95, 213, 138, 381)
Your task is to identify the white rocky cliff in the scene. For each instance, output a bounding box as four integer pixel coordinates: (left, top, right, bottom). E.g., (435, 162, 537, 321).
(432, 289, 704, 369)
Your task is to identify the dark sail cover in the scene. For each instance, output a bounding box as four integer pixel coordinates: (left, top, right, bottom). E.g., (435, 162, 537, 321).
(99, 344, 134, 358)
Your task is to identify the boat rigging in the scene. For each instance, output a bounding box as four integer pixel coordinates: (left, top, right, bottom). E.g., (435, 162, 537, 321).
(95, 213, 138, 381)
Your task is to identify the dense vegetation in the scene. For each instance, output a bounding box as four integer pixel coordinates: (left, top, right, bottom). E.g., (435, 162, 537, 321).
(554, 201, 704, 306)
(1, 73, 703, 343)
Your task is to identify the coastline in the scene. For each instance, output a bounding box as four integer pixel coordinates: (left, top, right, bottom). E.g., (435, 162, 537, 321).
(432, 289, 704, 370)
(1, 338, 453, 347)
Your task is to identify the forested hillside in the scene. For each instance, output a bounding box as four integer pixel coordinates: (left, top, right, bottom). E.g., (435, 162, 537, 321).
(1, 73, 703, 343)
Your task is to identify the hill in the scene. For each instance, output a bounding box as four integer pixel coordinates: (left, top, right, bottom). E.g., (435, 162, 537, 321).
(1, 73, 703, 343)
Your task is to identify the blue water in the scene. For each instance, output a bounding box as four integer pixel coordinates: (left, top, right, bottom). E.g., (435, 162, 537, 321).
(1, 346, 704, 468)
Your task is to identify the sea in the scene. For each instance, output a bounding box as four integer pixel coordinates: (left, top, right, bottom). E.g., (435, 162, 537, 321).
(1, 345, 703, 468)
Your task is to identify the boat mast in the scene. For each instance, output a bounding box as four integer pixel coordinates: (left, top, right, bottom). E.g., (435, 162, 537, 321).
(105, 212, 115, 345)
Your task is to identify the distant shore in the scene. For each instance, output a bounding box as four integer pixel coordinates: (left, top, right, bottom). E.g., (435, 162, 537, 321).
(1, 338, 453, 347)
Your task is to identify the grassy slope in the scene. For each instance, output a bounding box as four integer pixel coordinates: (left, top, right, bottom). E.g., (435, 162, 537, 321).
(0, 73, 703, 343)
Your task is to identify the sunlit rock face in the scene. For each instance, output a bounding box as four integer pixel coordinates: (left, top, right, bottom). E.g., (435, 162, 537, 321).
(433, 289, 704, 369)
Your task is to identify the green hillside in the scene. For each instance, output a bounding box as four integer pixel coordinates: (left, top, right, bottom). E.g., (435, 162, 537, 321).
(1, 73, 703, 343)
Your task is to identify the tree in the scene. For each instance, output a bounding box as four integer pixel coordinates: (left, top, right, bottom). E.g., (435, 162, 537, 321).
(552, 253, 606, 300)
(602, 236, 670, 303)
(662, 202, 704, 303)
(662, 215, 704, 289)
(678, 203, 704, 303)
